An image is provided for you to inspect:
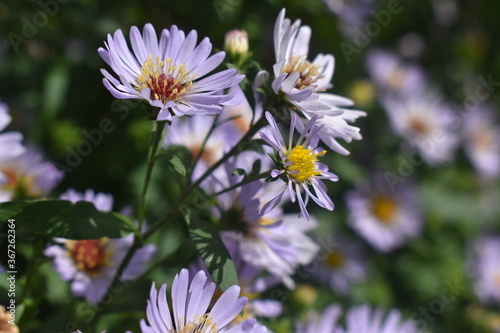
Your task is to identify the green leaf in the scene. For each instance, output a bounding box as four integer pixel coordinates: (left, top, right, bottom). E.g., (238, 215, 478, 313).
(250, 159, 261, 176)
(232, 168, 247, 176)
(184, 208, 238, 292)
(169, 155, 186, 176)
(0, 200, 136, 239)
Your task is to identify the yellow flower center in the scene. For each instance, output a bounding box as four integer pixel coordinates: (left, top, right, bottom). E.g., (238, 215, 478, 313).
(326, 251, 344, 268)
(285, 145, 326, 182)
(371, 196, 397, 224)
(177, 314, 218, 333)
(258, 217, 279, 226)
(136, 54, 195, 103)
(67, 239, 111, 276)
(282, 55, 322, 90)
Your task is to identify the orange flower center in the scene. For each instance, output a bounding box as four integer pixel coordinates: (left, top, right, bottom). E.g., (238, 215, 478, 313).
(409, 116, 430, 135)
(67, 239, 110, 275)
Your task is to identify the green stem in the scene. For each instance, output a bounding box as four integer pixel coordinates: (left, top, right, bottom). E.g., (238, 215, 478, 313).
(138, 120, 166, 232)
(18, 235, 47, 323)
(188, 115, 219, 181)
(93, 120, 165, 322)
(143, 116, 268, 239)
(92, 116, 268, 322)
(93, 236, 141, 322)
(212, 170, 271, 197)
(185, 116, 267, 194)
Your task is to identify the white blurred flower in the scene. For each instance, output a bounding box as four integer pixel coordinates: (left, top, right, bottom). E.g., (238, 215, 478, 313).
(381, 92, 460, 165)
(462, 105, 500, 179)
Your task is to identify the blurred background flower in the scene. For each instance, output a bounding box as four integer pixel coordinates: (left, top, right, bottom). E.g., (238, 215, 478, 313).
(1, 0, 499, 332)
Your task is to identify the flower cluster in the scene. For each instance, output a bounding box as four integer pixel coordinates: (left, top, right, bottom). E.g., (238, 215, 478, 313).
(3, 3, 497, 333)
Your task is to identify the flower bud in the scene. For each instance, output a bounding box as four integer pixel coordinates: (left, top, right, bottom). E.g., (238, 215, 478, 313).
(224, 30, 249, 57)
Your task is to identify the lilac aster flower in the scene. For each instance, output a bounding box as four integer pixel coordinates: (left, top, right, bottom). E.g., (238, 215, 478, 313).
(212, 160, 319, 288)
(259, 111, 338, 220)
(191, 238, 283, 327)
(0, 101, 24, 161)
(219, 179, 319, 288)
(223, 237, 282, 322)
(467, 236, 500, 305)
(381, 92, 459, 165)
(44, 189, 156, 304)
(98, 23, 244, 122)
(366, 49, 426, 96)
(295, 304, 342, 333)
(0, 145, 63, 202)
(346, 179, 422, 253)
(323, 0, 376, 26)
(163, 114, 234, 182)
(140, 268, 268, 333)
(272, 9, 366, 155)
(0, 102, 25, 198)
(313, 234, 367, 295)
(339, 304, 419, 333)
(462, 105, 500, 179)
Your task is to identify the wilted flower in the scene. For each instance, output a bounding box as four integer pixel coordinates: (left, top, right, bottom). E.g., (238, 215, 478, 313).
(44, 189, 156, 304)
(467, 236, 500, 305)
(346, 178, 422, 252)
(295, 304, 342, 333)
(99, 23, 244, 122)
(341, 304, 419, 333)
(0, 145, 63, 202)
(272, 9, 366, 155)
(259, 111, 338, 220)
(0, 305, 19, 333)
(462, 105, 500, 179)
(140, 268, 268, 333)
(381, 92, 459, 165)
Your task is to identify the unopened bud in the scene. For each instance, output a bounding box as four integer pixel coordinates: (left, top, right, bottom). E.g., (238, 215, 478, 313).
(224, 30, 249, 57)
